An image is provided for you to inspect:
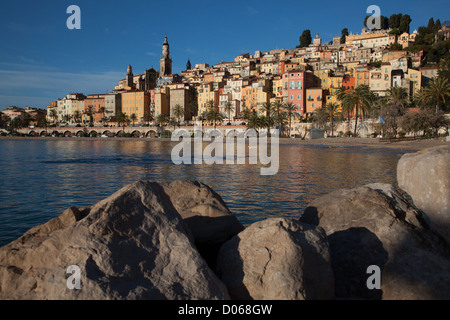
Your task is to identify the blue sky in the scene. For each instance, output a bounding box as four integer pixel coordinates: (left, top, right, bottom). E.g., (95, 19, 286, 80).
(0, 0, 449, 110)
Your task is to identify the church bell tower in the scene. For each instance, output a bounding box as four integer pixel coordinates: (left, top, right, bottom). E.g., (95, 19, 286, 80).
(160, 36, 172, 76)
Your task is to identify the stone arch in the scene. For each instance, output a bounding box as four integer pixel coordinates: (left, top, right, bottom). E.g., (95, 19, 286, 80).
(102, 130, 113, 137)
(64, 131, 72, 137)
(76, 130, 86, 137)
(244, 129, 259, 138)
(204, 129, 223, 139)
(39, 131, 47, 137)
(89, 131, 98, 137)
(29, 131, 37, 137)
(131, 130, 142, 138)
(116, 130, 125, 137)
(51, 130, 60, 137)
(146, 130, 158, 138)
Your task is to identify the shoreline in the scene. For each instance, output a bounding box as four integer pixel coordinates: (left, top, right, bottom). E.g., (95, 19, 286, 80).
(0, 135, 448, 151)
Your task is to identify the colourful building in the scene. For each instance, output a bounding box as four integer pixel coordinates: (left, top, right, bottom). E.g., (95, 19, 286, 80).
(121, 91, 150, 123)
(282, 70, 314, 117)
(305, 87, 324, 117)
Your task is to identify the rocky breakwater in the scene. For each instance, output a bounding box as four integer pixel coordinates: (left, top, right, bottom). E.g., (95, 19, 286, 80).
(1, 145, 449, 300)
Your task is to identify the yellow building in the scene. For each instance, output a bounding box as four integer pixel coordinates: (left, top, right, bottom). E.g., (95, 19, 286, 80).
(121, 91, 150, 122)
(197, 82, 219, 115)
(154, 86, 170, 117)
(355, 65, 370, 87)
(407, 68, 422, 96)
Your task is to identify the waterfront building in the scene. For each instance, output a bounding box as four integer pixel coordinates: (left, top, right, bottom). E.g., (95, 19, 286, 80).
(104, 93, 122, 122)
(154, 86, 170, 117)
(57, 93, 86, 123)
(121, 91, 150, 123)
(83, 94, 105, 124)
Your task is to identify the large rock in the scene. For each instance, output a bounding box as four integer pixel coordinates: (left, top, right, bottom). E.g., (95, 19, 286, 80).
(301, 183, 450, 300)
(0, 180, 229, 300)
(397, 145, 450, 243)
(216, 218, 334, 300)
(163, 180, 244, 269)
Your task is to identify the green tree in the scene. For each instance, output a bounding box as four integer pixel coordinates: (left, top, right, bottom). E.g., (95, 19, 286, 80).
(130, 113, 137, 127)
(143, 110, 154, 126)
(206, 109, 224, 129)
(116, 112, 130, 134)
(86, 105, 94, 125)
(223, 101, 235, 124)
(283, 102, 297, 138)
(389, 13, 403, 29)
(340, 85, 376, 137)
(37, 116, 49, 136)
(325, 102, 341, 137)
(382, 87, 409, 136)
(341, 28, 349, 44)
(49, 109, 58, 124)
(156, 114, 169, 128)
(299, 30, 312, 48)
(172, 104, 185, 123)
(399, 14, 412, 33)
(260, 102, 274, 136)
(272, 100, 287, 134)
(421, 77, 450, 113)
(73, 110, 82, 124)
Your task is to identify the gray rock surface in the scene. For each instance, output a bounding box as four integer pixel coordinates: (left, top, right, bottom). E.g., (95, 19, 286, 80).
(397, 145, 450, 243)
(301, 183, 450, 300)
(216, 218, 334, 300)
(0, 180, 229, 300)
(163, 180, 245, 269)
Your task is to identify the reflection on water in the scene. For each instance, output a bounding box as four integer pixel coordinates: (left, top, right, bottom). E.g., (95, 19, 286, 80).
(0, 139, 406, 247)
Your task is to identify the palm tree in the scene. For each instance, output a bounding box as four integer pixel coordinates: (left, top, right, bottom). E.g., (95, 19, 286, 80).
(383, 86, 409, 136)
(272, 100, 286, 134)
(156, 114, 169, 127)
(116, 112, 130, 135)
(206, 109, 224, 129)
(223, 101, 235, 124)
(260, 102, 274, 136)
(283, 102, 297, 137)
(49, 109, 58, 124)
(421, 77, 450, 113)
(172, 104, 184, 123)
(325, 102, 340, 137)
(99, 107, 106, 123)
(143, 110, 154, 126)
(73, 110, 82, 124)
(130, 113, 137, 127)
(340, 85, 376, 137)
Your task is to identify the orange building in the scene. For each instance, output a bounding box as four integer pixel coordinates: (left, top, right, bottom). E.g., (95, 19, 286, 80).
(305, 88, 324, 117)
(84, 94, 105, 123)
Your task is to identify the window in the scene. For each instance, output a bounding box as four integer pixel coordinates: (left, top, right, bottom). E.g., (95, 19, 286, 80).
(290, 81, 295, 89)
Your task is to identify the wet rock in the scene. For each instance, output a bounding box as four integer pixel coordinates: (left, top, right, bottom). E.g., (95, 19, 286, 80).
(163, 180, 244, 269)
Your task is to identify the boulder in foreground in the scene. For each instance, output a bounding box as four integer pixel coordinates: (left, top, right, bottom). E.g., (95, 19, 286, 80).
(216, 218, 334, 300)
(301, 183, 450, 300)
(397, 145, 450, 243)
(0, 180, 229, 300)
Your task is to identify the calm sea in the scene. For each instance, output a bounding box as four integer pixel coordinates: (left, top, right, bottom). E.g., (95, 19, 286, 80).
(0, 138, 408, 247)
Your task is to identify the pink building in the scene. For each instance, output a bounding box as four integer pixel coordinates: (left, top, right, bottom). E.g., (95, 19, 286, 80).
(282, 70, 314, 117)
